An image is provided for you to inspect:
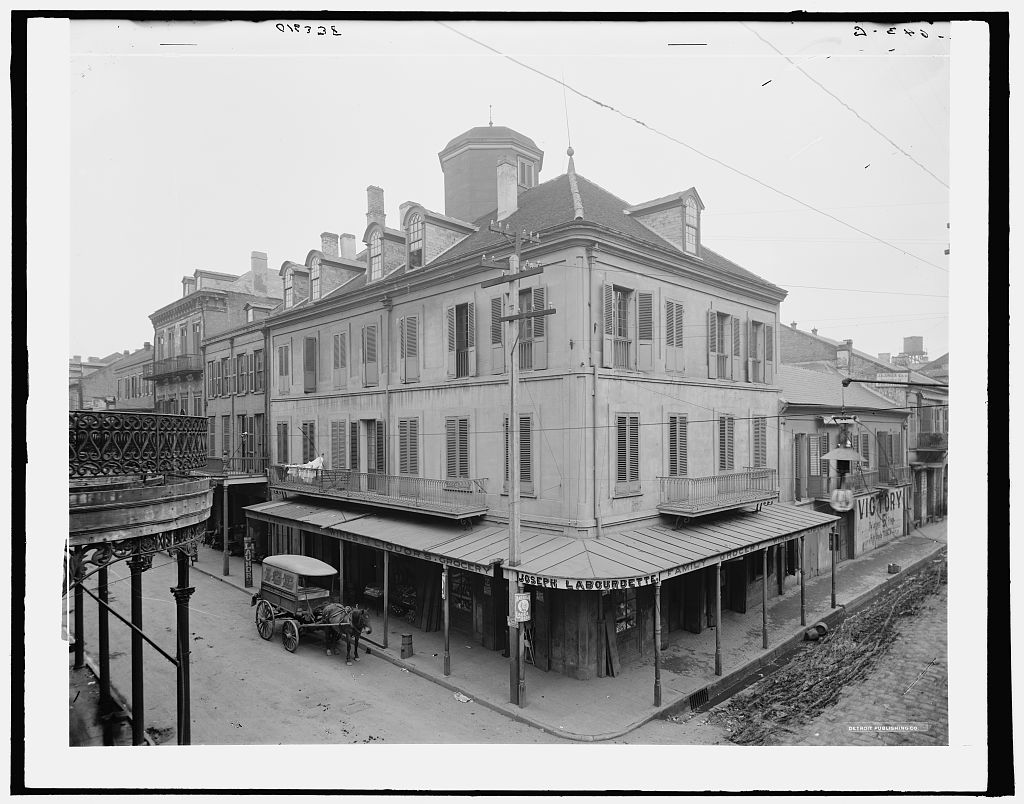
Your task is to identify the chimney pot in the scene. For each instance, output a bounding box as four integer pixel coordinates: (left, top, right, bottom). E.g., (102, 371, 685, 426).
(340, 233, 357, 260)
(790, 321, 797, 329)
(811, 328, 818, 336)
(123, 350, 129, 356)
(144, 342, 152, 350)
(496, 158, 518, 221)
(250, 250, 268, 295)
(321, 232, 340, 258)
(366, 186, 385, 229)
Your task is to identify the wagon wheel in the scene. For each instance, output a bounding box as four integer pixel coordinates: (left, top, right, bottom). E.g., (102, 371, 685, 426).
(255, 600, 275, 640)
(282, 619, 300, 653)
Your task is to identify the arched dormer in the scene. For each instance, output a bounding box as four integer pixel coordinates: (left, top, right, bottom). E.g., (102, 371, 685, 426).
(364, 227, 383, 282)
(305, 250, 324, 301)
(278, 260, 309, 309)
(402, 205, 426, 270)
(624, 186, 705, 258)
(683, 191, 704, 257)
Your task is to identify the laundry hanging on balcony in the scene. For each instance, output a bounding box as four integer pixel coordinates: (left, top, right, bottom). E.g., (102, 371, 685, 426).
(285, 455, 324, 483)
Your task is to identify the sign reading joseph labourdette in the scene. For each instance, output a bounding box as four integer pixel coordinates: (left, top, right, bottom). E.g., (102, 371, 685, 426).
(516, 571, 659, 591)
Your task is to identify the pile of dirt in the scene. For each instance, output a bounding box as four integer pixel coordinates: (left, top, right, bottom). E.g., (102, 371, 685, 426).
(707, 552, 947, 745)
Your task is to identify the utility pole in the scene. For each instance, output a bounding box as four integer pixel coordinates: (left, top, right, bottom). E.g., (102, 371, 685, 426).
(479, 223, 555, 707)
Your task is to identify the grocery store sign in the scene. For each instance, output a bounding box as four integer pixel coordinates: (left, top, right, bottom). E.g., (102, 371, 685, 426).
(515, 571, 659, 591)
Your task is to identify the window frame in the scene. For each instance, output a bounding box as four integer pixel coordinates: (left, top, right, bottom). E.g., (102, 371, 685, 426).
(283, 271, 294, 308)
(614, 413, 641, 496)
(398, 417, 420, 476)
(445, 416, 471, 481)
(310, 256, 321, 301)
(718, 413, 736, 472)
(406, 213, 424, 270)
(369, 230, 383, 282)
(503, 414, 535, 496)
(667, 414, 688, 477)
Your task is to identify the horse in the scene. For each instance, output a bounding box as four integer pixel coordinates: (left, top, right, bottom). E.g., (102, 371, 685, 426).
(319, 603, 373, 665)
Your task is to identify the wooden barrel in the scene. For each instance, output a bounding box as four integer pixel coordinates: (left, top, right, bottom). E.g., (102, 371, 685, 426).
(400, 633, 413, 658)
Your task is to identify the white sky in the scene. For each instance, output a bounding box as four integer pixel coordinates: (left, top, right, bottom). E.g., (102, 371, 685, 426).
(69, 18, 950, 362)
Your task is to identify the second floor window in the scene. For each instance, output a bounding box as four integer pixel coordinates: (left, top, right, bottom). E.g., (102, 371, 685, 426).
(407, 214, 424, 269)
(708, 311, 740, 380)
(398, 418, 419, 475)
(666, 300, 685, 371)
(362, 324, 378, 386)
(237, 353, 248, 395)
(301, 421, 317, 464)
(718, 414, 735, 471)
(333, 332, 347, 388)
(303, 337, 317, 393)
(278, 344, 290, 393)
(504, 414, 534, 494)
(446, 302, 476, 379)
(207, 361, 215, 398)
(615, 414, 640, 494)
(445, 416, 470, 479)
(399, 316, 419, 382)
(208, 417, 216, 457)
(369, 230, 383, 282)
(752, 417, 767, 468)
(276, 422, 289, 465)
(602, 285, 653, 370)
(221, 357, 233, 395)
(330, 419, 347, 470)
(668, 414, 688, 476)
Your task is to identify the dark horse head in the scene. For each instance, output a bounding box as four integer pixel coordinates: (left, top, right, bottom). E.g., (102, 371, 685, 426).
(348, 606, 372, 636)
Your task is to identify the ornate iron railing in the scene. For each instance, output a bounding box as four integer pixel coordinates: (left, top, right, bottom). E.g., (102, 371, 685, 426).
(658, 468, 778, 516)
(143, 354, 204, 381)
(270, 466, 489, 518)
(913, 431, 948, 451)
(613, 337, 631, 369)
(198, 456, 269, 476)
(806, 470, 880, 499)
(70, 411, 208, 479)
(880, 464, 911, 485)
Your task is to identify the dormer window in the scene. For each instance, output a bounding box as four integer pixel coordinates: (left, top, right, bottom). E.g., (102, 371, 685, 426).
(246, 307, 255, 323)
(310, 256, 321, 300)
(284, 272, 294, 308)
(685, 197, 699, 255)
(518, 157, 536, 189)
(407, 214, 424, 269)
(369, 230, 383, 282)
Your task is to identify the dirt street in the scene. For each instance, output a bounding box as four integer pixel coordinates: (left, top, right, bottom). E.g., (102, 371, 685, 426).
(69, 554, 560, 744)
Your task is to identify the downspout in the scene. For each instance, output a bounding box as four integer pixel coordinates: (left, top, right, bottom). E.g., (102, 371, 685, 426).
(586, 245, 603, 538)
(382, 297, 393, 472)
(778, 397, 784, 502)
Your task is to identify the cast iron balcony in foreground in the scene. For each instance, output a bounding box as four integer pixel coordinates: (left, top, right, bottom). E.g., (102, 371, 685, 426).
(657, 468, 779, 517)
(269, 466, 489, 519)
(193, 455, 270, 478)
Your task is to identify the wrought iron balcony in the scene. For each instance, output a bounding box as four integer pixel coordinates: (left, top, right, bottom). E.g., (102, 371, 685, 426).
(270, 466, 489, 519)
(802, 466, 909, 501)
(70, 410, 208, 479)
(879, 464, 911, 486)
(658, 468, 778, 517)
(143, 354, 204, 382)
(193, 455, 269, 478)
(912, 431, 948, 451)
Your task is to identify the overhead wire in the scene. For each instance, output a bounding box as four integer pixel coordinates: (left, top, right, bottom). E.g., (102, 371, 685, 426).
(435, 22, 949, 275)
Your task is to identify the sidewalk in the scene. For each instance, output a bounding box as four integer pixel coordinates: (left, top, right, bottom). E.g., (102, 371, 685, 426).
(189, 521, 947, 742)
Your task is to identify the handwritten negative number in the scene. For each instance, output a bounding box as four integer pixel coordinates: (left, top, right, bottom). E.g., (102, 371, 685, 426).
(275, 23, 341, 36)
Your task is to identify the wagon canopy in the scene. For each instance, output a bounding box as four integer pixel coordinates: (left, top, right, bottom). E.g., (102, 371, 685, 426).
(261, 554, 337, 577)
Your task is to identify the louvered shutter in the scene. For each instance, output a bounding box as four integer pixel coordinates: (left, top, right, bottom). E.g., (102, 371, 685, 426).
(520, 415, 533, 489)
(459, 418, 470, 477)
(665, 302, 676, 372)
(446, 418, 457, 478)
(350, 421, 359, 472)
(303, 336, 317, 393)
(860, 433, 870, 466)
(490, 296, 504, 374)
(331, 420, 346, 469)
(408, 418, 419, 475)
(399, 419, 409, 475)
(445, 306, 456, 377)
(668, 415, 688, 476)
(746, 319, 754, 383)
(629, 415, 640, 488)
(463, 303, 477, 376)
(809, 433, 821, 476)
(277, 421, 288, 465)
(765, 325, 774, 384)
(602, 284, 615, 368)
(727, 416, 735, 470)
(707, 310, 718, 379)
(398, 316, 406, 383)
(375, 420, 386, 475)
(754, 417, 767, 468)
(819, 434, 829, 478)
(616, 416, 628, 483)
(637, 291, 653, 370)
(364, 324, 378, 386)
(731, 315, 741, 380)
(406, 316, 419, 381)
(532, 286, 548, 370)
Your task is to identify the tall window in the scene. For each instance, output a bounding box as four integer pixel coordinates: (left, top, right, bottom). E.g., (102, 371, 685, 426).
(718, 414, 735, 471)
(399, 316, 419, 382)
(367, 420, 386, 475)
(333, 332, 347, 387)
(445, 416, 470, 479)
(276, 422, 289, 464)
(192, 394, 203, 417)
(208, 417, 216, 457)
(446, 302, 476, 378)
(685, 197, 699, 255)
(407, 214, 424, 269)
(284, 272, 294, 308)
(310, 256, 321, 301)
(222, 357, 233, 396)
(504, 415, 534, 494)
(303, 336, 317, 393)
(666, 300, 685, 371)
(278, 344, 290, 393)
(369, 230, 383, 281)
(668, 414, 688, 476)
(221, 415, 231, 458)
(254, 350, 264, 392)
(207, 361, 215, 398)
(301, 421, 316, 463)
(362, 324, 378, 386)
(330, 420, 347, 470)
(398, 418, 419, 476)
(752, 416, 767, 468)
(859, 433, 871, 466)
(237, 353, 248, 394)
(615, 414, 640, 494)
(193, 321, 201, 351)
(518, 157, 536, 188)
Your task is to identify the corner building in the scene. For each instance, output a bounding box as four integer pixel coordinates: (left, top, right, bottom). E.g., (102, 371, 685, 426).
(248, 125, 836, 681)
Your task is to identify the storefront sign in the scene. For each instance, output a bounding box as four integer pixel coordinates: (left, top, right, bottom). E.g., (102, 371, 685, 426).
(243, 535, 254, 588)
(857, 488, 906, 543)
(516, 571, 659, 591)
(514, 593, 531, 622)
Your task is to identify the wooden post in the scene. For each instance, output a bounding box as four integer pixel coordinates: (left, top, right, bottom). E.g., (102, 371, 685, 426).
(442, 565, 450, 676)
(127, 555, 147, 746)
(761, 548, 769, 649)
(382, 550, 390, 649)
(831, 528, 837, 608)
(776, 543, 784, 596)
(221, 483, 230, 576)
(653, 578, 662, 706)
(714, 562, 722, 676)
(338, 540, 345, 602)
(800, 535, 806, 626)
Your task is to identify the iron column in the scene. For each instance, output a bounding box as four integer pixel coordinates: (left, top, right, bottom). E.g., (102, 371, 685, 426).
(800, 535, 806, 626)
(171, 547, 195, 745)
(761, 548, 769, 649)
(97, 565, 112, 745)
(127, 554, 148, 745)
(442, 564, 450, 676)
(714, 562, 722, 676)
(653, 577, 662, 706)
(73, 574, 85, 670)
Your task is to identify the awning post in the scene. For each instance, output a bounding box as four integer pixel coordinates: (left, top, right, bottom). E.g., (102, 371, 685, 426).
(382, 549, 389, 649)
(127, 554, 147, 745)
(831, 528, 837, 608)
(442, 565, 450, 677)
(221, 484, 230, 576)
(799, 535, 806, 626)
(714, 562, 722, 676)
(761, 548, 768, 649)
(654, 577, 662, 706)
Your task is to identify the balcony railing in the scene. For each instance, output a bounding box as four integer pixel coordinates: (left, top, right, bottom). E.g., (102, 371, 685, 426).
(270, 466, 489, 519)
(195, 456, 269, 477)
(144, 354, 204, 382)
(880, 464, 911, 485)
(658, 468, 778, 517)
(802, 466, 909, 500)
(613, 337, 631, 369)
(70, 410, 208, 479)
(518, 340, 533, 371)
(913, 431, 948, 451)
(455, 349, 471, 378)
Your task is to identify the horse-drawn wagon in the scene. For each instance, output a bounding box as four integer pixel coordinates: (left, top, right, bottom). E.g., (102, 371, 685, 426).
(250, 554, 372, 664)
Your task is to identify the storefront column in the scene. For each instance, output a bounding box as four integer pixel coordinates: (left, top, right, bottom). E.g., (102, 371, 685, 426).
(442, 565, 450, 677)
(799, 535, 806, 626)
(714, 562, 723, 676)
(776, 543, 784, 596)
(221, 484, 230, 576)
(653, 578, 662, 706)
(382, 550, 389, 649)
(761, 548, 769, 649)
(338, 540, 345, 601)
(127, 554, 148, 746)
(831, 527, 838, 608)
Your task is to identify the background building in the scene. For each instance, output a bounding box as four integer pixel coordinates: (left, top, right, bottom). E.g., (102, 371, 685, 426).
(112, 343, 154, 411)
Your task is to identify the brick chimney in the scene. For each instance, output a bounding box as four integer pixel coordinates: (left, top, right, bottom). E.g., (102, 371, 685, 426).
(878, 352, 891, 363)
(790, 321, 798, 329)
(340, 233, 357, 260)
(811, 328, 818, 336)
(123, 349, 129, 356)
(144, 342, 151, 350)
(366, 186, 385, 229)
(496, 158, 518, 221)
(250, 251, 268, 295)
(321, 232, 340, 258)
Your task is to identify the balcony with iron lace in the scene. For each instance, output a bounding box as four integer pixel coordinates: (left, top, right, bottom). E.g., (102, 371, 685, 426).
(657, 468, 779, 517)
(800, 465, 913, 501)
(269, 466, 489, 519)
(143, 353, 204, 383)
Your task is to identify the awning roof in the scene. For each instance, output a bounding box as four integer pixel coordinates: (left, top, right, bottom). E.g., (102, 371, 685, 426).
(244, 501, 838, 585)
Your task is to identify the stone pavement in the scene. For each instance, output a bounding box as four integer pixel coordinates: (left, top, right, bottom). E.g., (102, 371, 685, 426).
(187, 520, 947, 741)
